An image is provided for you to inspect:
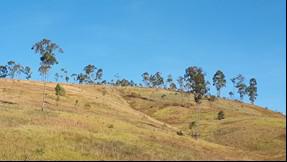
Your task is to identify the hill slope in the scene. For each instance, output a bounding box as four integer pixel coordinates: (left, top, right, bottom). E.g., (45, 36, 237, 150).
(0, 79, 285, 160)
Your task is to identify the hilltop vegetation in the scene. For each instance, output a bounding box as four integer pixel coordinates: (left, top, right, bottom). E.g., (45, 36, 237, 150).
(0, 79, 285, 160)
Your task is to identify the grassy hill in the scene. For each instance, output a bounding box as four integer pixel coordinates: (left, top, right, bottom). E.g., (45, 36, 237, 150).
(0, 79, 285, 160)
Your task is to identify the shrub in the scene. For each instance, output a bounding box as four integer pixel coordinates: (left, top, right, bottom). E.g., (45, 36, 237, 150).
(55, 84, 66, 96)
(108, 124, 114, 128)
(176, 130, 184, 136)
(189, 121, 197, 129)
(217, 111, 225, 120)
(161, 94, 167, 98)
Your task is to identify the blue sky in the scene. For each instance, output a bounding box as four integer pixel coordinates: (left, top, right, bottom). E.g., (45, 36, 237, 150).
(0, 0, 286, 113)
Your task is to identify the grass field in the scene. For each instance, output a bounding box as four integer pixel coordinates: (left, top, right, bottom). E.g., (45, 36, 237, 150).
(0, 79, 285, 160)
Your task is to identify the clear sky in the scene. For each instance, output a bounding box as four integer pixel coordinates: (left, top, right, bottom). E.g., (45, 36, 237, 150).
(0, 0, 286, 113)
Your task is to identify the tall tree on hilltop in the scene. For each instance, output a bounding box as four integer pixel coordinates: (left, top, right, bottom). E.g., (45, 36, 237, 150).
(22, 66, 32, 80)
(141, 72, 151, 87)
(84, 64, 96, 83)
(184, 66, 208, 139)
(166, 74, 173, 89)
(32, 38, 63, 111)
(150, 72, 164, 88)
(232, 74, 247, 101)
(212, 70, 226, 97)
(95, 68, 103, 84)
(247, 78, 258, 104)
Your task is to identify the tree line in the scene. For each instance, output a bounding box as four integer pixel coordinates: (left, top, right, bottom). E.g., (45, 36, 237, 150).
(0, 38, 258, 110)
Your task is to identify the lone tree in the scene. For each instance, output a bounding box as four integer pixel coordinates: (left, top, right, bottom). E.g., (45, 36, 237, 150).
(212, 70, 226, 97)
(32, 38, 63, 111)
(184, 66, 208, 139)
(246, 78, 257, 104)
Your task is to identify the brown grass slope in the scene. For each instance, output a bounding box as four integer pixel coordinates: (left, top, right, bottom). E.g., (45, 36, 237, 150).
(0, 79, 285, 160)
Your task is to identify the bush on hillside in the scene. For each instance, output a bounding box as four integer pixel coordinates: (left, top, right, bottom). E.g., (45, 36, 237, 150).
(55, 84, 66, 96)
(217, 111, 225, 120)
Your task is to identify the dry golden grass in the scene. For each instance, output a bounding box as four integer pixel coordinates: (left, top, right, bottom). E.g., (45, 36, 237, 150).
(0, 79, 285, 160)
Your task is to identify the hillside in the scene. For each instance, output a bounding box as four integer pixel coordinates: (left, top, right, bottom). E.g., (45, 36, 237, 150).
(0, 79, 285, 160)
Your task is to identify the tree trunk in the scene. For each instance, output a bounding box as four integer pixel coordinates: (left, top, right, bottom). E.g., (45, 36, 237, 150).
(41, 74, 47, 111)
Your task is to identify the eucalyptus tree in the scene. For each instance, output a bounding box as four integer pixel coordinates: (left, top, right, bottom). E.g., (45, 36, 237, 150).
(55, 73, 60, 82)
(228, 91, 234, 99)
(84, 64, 96, 83)
(231, 74, 247, 101)
(0, 65, 8, 78)
(95, 68, 103, 84)
(166, 74, 173, 89)
(246, 78, 257, 104)
(184, 66, 208, 139)
(177, 76, 185, 92)
(71, 73, 78, 83)
(150, 72, 164, 88)
(141, 72, 151, 87)
(22, 66, 32, 80)
(212, 70, 226, 97)
(32, 38, 63, 111)
(77, 73, 87, 84)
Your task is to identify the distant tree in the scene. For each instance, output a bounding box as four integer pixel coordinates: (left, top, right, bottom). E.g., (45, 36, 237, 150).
(177, 76, 185, 92)
(77, 73, 88, 84)
(95, 68, 103, 84)
(84, 64, 96, 83)
(166, 74, 174, 89)
(212, 70, 226, 97)
(71, 73, 78, 83)
(184, 66, 208, 103)
(22, 66, 32, 80)
(232, 74, 247, 101)
(170, 82, 177, 90)
(32, 38, 63, 111)
(64, 70, 69, 83)
(246, 78, 257, 104)
(150, 72, 164, 88)
(141, 72, 151, 87)
(7, 61, 17, 79)
(217, 111, 225, 120)
(55, 73, 60, 82)
(228, 91, 234, 99)
(184, 66, 208, 139)
(0, 65, 8, 78)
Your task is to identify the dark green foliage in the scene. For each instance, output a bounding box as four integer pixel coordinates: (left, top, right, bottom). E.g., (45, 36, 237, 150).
(55, 84, 66, 96)
(0, 65, 8, 78)
(246, 78, 258, 104)
(184, 66, 208, 103)
(217, 111, 225, 120)
(212, 70, 226, 97)
(232, 74, 247, 101)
